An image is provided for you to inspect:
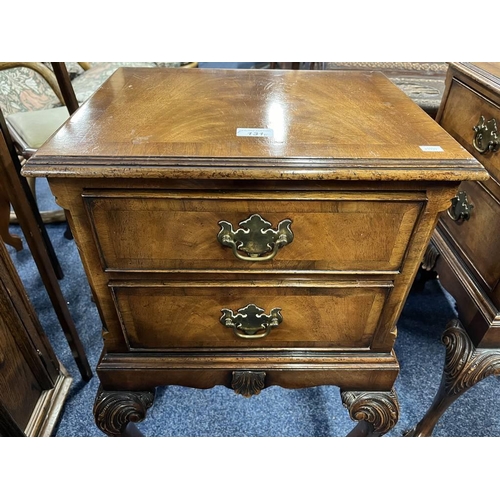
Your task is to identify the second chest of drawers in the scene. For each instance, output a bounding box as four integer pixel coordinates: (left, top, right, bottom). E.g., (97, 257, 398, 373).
(408, 62, 500, 436)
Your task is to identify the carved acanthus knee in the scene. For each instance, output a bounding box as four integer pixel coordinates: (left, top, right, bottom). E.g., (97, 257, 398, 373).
(441, 319, 500, 396)
(404, 319, 500, 437)
(341, 389, 399, 436)
(93, 386, 155, 437)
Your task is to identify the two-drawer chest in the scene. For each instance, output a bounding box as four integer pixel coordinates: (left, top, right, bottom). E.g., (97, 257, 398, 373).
(24, 68, 486, 436)
(407, 62, 500, 436)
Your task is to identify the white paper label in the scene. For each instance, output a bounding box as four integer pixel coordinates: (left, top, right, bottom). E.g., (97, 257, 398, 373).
(419, 145, 444, 152)
(237, 128, 274, 137)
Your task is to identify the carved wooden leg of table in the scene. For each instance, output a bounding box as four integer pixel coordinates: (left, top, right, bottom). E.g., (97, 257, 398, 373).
(406, 319, 500, 436)
(341, 389, 400, 437)
(93, 384, 400, 437)
(93, 386, 155, 437)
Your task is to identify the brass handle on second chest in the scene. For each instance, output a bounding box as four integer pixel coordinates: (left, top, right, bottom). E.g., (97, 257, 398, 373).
(217, 214, 293, 261)
(473, 116, 499, 154)
(447, 191, 474, 223)
(220, 304, 283, 339)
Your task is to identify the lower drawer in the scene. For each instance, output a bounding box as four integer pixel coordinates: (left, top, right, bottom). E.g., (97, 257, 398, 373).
(432, 228, 500, 348)
(110, 280, 392, 350)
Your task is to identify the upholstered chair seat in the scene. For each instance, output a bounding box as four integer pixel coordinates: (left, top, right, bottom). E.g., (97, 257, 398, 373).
(6, 106, 70, 153)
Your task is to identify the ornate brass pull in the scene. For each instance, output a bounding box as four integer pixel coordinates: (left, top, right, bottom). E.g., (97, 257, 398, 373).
(217, 214, 293, 262)
(447, 191, 474, 223)
(473, 116, 499, 154)
(220, 304, 283, 339)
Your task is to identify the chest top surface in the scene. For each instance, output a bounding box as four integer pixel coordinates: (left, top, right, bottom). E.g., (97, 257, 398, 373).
(26, 68, 485, 181)
(470, 62, 500, 80)
(450, 62, 500, 93)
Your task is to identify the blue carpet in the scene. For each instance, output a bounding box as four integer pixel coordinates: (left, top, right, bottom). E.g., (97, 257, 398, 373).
(6, 177, 500, 437)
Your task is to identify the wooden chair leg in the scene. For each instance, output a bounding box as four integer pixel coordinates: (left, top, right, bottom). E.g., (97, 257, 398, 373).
(0, 182, 22, 251)
(8, 157, 67, 225)
(0, 126, 92, 382)
(0, 109, 64, 279)
(50, 63, 78, 241)
(27, 176, 36, 198)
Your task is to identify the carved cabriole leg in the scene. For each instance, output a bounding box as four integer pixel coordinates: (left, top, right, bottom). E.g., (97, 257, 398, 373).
(422, 240, 440, 271)
(406, 319, 500, 436)
(413, 241, 440, 292)
(93, 385, 155, 437)
(406, 319, 500, 437)
(341, 389, 399, 437)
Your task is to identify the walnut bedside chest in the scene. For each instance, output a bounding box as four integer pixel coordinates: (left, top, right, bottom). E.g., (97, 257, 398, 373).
(24, 68, 486, 437)
(407, 62, 500, 436)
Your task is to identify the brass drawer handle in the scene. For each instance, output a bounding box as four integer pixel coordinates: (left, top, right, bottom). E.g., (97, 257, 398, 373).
(447, 191, 474, 223)
(220, 304, 283, 339)
(217, 214, 293, 262)
(473, 116, 499, 154)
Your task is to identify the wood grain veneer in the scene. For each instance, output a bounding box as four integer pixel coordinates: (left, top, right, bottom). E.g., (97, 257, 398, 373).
(24, 68, 486, 436)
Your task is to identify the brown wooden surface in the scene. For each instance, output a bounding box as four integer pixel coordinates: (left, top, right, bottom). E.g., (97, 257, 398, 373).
(25, 68, 485, 182)
(439, 180, 500, 294)
(96, 349, 401, 393)
(0, 177, 22, 250)
(84, 190, 423, 272)
(432, 227, 500, 347)
(433, 62, 500, 347)
(0, 108, 63, 277)
(439, 77, 500, 198)
(111, 280, 390, 349)
(0, 301, 43, 429)
(409, 62, 500, 436)
(0, 128, 92, 381)
(0, 236, 71, 436)
(51, 62, 79, 115)
(23, 68, 488, 435)
(49, 177, 461, 356)
(449, 63, 500, 98)
(28, 68, 471, 162)
(469, 62, 500, 81)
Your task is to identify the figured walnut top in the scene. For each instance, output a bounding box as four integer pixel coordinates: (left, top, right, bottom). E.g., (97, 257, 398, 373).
(451, 62, 500, 94)
(25, 68, 486, 181)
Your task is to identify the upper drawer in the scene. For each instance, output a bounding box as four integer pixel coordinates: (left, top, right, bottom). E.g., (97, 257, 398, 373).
(83, 190, 424, 273)
(440, 79, 500, 187)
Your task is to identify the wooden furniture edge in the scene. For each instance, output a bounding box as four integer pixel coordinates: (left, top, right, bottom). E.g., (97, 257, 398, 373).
(24, 363, 73, 437)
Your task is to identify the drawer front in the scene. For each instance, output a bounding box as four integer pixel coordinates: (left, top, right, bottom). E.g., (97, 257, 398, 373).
(440, 79, 500, 188)
(84, 190, 423, 273)
(110, 281, 391, 349)
(439, 180, 500, 291)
